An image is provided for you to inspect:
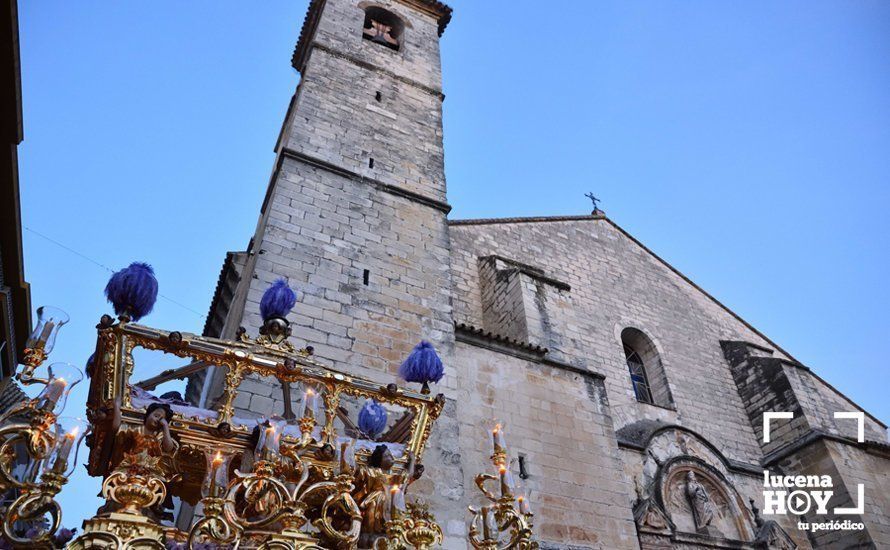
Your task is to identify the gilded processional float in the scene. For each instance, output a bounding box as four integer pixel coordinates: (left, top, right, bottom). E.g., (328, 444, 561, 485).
(0, 263, 537, 549)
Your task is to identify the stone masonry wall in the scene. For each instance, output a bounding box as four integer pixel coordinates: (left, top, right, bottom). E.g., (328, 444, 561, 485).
(289, 0, 446, 203)
(211, 0, 465, 542)
(450, 218, 770, 465)
(236, 158, 454, 402)
(825, 441, 890, 547)
(452, 341, 641, 550)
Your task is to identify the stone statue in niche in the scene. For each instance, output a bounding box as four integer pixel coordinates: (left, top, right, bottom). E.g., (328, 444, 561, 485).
(685, 471, 719, 535)
(363, 19, 399, 48)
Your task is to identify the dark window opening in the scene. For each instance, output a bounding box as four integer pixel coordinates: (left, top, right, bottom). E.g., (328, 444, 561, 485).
(375, 91, 382, 102)
(624, 343, 653, 404)
(362, 7, 403, 51)
(369, 158, 375, 169)
(621, 327, 673, 408)
(363, 269, 370, 286)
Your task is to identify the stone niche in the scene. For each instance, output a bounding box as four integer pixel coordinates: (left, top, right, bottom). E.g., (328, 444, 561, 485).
(657, 458, 751, 541)
(627, 424, 797, 549)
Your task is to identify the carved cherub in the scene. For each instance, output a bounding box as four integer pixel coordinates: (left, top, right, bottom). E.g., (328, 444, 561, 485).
(94, 401, 180, 520)
(111, 402, 178, 474)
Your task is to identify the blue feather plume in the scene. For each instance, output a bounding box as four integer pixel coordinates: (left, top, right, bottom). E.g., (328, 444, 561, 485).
(358, 399, 388, 438)
(398, 341, 444, 384)
(104, 262, 158, 321)
(85, 352, 95, 378)
(259, 278, 297, 321)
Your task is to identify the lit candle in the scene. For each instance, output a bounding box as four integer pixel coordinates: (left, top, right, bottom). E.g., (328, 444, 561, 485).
(492, 423, 506, 454)
(498, 464, 515, 497)
(257, 425, 278, 460)
(300, 388, 318, 420)
(40, 377, 67, 411)
(52, 427, 78, 474)
(209, 451, 224, 496)
(517, 494, 531, 515)
(390, 484, 406, 518)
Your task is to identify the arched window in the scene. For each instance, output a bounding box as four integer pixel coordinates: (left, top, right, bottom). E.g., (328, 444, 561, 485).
(621, 328, 674, 408)
(624, 343, 653, 403)
(362, 7, 404, 51)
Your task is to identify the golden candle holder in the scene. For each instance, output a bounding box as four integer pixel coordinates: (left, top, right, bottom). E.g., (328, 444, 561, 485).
(18, 306, 69, 383)
(375, 501, 443, 550)
(1, 470, 67, 547)
(469, 426, 538, 550)
(0, 305, 551, 549)
(187, 496, 239, 548)
(101, 469, 168, 516)
(67, 468, 170, 548)
(17, 347, 48, 383)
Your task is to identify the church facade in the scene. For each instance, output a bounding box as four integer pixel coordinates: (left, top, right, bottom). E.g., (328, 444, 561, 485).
(187, 1, 890, 548)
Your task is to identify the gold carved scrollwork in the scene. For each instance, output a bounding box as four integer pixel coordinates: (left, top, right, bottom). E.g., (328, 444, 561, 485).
(375, 502, 443, 550)
(102, 470, 167, 515)
(2, 473, 64, 547)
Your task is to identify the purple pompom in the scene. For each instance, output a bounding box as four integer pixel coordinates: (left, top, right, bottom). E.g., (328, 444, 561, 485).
(358, 399, 388, 438)
(104, 262, 158, 321)
(398, 341, 444, 392)
(259, 278, 297, 322)
(54, 527, 77, 546)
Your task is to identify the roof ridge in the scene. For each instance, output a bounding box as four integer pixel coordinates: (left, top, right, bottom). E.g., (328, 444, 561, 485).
(448, 213, 606, 226)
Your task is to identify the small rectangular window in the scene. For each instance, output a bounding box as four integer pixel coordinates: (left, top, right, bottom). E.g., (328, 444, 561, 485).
(363, 269, 370, 286)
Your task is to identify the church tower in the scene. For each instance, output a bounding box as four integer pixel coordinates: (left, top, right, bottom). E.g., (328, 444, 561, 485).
(186, 0, 463, 536)
(199, 0, 455, 387)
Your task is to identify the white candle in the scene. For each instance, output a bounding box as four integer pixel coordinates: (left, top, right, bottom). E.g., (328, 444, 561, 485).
(34, 320, 55, 350)
(390, 484, 406, 518)
(209, 451, 224, 496)
(340, 439, 356, 474)
(499, 464, 515, 497)
(41, 377, 67, 411)
(300, 388, 318, 419)
(52, 429, 77, 474)
(258, 425, 278, 459)
(492, 424, 506, 454)
(517, 495, 531, 515)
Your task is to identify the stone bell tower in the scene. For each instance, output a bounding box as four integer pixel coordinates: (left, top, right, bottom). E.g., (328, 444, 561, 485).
(193, 0, 456, 409)
(188, 0, 464, 542)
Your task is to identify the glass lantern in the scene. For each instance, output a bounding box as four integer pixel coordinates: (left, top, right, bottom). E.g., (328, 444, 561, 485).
(254, 418, 285, 462)
(297, 385, 319, 420)
(42, 417, 89, 478)
(34, 363, 83, 415)
(25, 306, 69, 355)
(338, 438, 356, 475)
(202, 450, 232, 498)
(386, 483, 407, 521)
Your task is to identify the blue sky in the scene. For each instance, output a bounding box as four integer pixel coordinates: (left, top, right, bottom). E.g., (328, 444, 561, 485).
(17, 0, 890, 528)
